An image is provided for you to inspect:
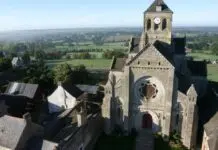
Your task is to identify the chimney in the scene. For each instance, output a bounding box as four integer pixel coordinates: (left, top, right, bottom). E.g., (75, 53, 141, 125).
(23, 112, 32, 123)
(77, 107, 87, 127)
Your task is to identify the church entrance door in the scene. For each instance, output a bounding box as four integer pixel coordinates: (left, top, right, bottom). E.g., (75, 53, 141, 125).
(142, 113, 152, 129)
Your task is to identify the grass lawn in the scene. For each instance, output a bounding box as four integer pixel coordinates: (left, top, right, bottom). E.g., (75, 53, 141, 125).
(67, 52, 103, 58)
(207, 64, 218, 82)
(94, 134, 136, 150)
(46, 58, 112, 69)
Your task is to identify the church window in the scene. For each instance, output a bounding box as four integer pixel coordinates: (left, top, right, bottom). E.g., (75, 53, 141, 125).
(139, 82, 158, 100)
(138, 61, 140, 65)
(162, 18, 167, 30)
(147, 19, 151, 30)
(154, 24, 159, 30)
(148, 62, 150, 65)
(158, 62, 161, 66)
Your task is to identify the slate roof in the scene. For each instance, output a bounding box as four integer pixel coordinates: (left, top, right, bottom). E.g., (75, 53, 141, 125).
(129, 37, 141, 53)
(187, 60, 207, 77)
(176, 72, 191, 94)
(60, 82, 83, 98)
(204, 112, 218, 150)
(153, 40, 174, 64)
(145, 0, 173, 13)
(27, 137, 58, 150)
(5, 82, 39, 99)
(173, 37, 186, 55)
(111, 57, 127, 71)
(76, 84, 99, 95)
(0, 115, 26, 149)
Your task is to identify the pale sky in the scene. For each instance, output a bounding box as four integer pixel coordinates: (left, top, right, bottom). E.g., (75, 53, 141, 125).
(0, 0, 217, 31)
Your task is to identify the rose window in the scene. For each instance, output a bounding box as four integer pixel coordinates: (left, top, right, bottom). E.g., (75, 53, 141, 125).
(139, 81, 158, 100)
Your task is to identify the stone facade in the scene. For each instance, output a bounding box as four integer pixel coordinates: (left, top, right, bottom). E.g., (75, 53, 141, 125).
(102, 0, 204, 149)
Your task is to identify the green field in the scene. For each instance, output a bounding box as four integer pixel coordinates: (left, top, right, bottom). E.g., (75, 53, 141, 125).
(188, 52, 218, 60)
(46, 59, 112, 69)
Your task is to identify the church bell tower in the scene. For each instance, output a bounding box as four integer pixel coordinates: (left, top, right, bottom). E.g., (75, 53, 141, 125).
(143, 0, 173, 44)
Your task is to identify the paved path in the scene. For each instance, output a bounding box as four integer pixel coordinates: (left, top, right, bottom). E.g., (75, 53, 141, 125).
(135, 130, 154, 150)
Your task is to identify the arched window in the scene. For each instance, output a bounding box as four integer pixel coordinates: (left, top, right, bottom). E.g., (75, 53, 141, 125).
(162, 18, 167, 30)
(147, 19, 151, 30)
(154, 24, 159, 30)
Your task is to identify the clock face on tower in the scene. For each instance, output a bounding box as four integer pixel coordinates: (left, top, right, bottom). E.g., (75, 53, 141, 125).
(154, 17, 161, 24)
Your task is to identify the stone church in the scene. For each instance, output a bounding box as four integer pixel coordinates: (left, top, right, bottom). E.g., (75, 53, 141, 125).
(102, 0, 207, 149)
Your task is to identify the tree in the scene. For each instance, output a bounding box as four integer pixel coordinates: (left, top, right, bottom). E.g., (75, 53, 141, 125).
(211, 42, 218, 55)
(53, 63, 73, 84)
(35, 50, 45, 62)
(23, 62, 54, 94)
(22, 51, 30, 65)
(72, 65, 89, 84)
(0, 58, 12, 72)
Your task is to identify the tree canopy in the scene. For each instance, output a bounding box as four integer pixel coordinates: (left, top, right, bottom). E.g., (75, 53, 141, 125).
(53, 63, 73, 84)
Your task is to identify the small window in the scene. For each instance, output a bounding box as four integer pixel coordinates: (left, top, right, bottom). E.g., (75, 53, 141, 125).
(148, 62, 150, 65)
(147, 19, 151, 30)
(138, 61, 140, 65)
(158, 62, 161, 66)
(176, 114, 179, 125)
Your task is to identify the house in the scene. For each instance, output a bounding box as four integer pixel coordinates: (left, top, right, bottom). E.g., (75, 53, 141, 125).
(5, 82, 41, 101)
(47, 82, 83, 113)
(1, 82, 42, 119)
(0, 113, 44, 150)
(11, 57, 23, 68)
(201, 112, 218, 150)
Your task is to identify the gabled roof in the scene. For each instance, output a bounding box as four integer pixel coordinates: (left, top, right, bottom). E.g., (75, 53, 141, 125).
(145, 0, 173, 13)
(5, 82, 39, 99)
(0, 115, 26, 149)
(111, 57, 127, 71)
(127, 41, 174, 66)
(60, 82, 83, 98)
(176, 72, 192, 95)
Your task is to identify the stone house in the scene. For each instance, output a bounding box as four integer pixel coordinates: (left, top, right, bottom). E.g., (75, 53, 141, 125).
(201, 112, 218, 150)
(0, 113, 44, 150)
(47, 82, 83, 113)
(102, 0, 206, 149)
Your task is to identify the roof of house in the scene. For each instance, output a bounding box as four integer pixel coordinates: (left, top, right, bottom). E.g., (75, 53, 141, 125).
(0, 115, 26, 149)
(187, 60, 207, 77)
(111, 57, 127, 71)
(173, 37, 186, 55)
(26, 137, 58, 150)
(60, 82, 83, 98)
(145, 0, 173, 13)
(204, 112, 218, 149)
(76, 84, 99, 95)
(5, 82, 39, 99)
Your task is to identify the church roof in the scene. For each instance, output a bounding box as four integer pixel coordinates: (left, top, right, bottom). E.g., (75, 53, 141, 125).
(173, 37, 186, 55)
(176, 72, 192, 94)
(145, 0, 173, 13)
(187, 60, 207, 77)
(111, 57, 127, 71)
